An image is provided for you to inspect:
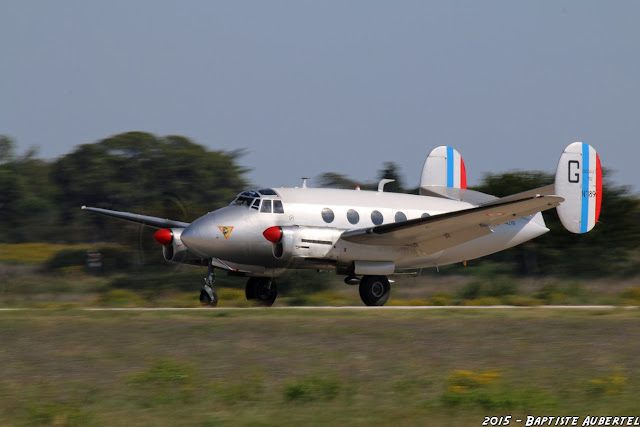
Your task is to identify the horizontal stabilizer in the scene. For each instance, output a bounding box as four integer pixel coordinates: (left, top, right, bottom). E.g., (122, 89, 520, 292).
(420, 186, 497, 205)
(554, 143, 602, 234)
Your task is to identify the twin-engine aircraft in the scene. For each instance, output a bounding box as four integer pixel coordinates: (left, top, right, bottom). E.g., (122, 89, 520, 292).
(83, 142, 602, 306)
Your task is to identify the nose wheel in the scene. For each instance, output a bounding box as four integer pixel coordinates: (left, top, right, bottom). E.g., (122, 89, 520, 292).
(200, 263, 218, 307)
(200, 281, 219, 306)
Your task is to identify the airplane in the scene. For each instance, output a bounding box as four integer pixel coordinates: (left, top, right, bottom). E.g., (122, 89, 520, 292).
(82, 142, 602, 307)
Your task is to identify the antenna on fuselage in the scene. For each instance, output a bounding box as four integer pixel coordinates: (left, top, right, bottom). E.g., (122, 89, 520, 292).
(378, 179, 395, 192)
(301, 177, 309, 188)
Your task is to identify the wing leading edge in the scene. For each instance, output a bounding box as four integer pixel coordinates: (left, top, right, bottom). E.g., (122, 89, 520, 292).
(81, 206, 191, 229)
(340, 195, 563, 255)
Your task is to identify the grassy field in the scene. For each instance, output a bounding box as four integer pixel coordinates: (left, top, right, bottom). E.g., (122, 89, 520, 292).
(1, 308, 639, 426)
(2, 242, 640, 308)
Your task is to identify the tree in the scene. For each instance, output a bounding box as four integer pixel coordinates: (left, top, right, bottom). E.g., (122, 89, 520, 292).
(0, 135, 15, 163)
(0, 145, 58, 242)
(317, 172, 371, 190)
(377, 162, 408, 193)
(51, 132, 250, 243)
(471, 170, 640, 277)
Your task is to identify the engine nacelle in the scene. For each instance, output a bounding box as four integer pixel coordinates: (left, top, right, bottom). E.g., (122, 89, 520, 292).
(268, 226, 342, 262)
(157, 228, 204, 265)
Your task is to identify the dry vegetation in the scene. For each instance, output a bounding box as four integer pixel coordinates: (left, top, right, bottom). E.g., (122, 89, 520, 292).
(1, 308, 639, 426)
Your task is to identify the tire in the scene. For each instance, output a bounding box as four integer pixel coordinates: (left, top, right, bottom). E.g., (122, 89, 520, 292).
(359, 275, 390, 306)
(255, 278, 277, 307)
(200, 285, 218, 307)
(245, 277, 259, 300)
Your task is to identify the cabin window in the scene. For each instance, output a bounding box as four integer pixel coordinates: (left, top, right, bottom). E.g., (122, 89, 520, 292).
(347, 209, 360, 225)
(273, 200, 285, 214)
(395, 211, 407, 222)
(261, 200, 272, 213)
(321, 208, 334, 223)
(421, 213, 431, 219)
(371, 210, 383, 225)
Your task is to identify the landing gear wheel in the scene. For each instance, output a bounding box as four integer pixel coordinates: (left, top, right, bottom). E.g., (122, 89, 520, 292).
(200, 282, 218, 307)
(245, 277, 259, 300)
(359, 275, 390, 306)
(246, 277, 277, 306)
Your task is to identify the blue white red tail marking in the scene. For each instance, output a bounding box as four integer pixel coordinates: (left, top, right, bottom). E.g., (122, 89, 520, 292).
(421, 146, 467, 189)
(555, 142, 602, 234)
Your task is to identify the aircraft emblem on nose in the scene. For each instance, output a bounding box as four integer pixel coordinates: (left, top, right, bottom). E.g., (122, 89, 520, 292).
(218, 226, 234, 239)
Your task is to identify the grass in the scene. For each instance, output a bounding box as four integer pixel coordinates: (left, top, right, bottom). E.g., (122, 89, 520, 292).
(0, 243, 99, 264)
(1, 308, 640, 425)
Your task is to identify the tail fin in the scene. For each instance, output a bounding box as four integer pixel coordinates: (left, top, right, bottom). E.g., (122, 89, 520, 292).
(420, 146, 467, 189)
(555, 142, 602, 233)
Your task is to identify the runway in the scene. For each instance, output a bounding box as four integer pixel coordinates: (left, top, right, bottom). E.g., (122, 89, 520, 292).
(1, 305, 637, 311)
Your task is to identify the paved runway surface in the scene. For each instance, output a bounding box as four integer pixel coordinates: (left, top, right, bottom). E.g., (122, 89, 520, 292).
(1, 305, 637, 311)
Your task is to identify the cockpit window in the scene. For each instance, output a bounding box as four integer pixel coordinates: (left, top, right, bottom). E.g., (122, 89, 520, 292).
(231, 189, 281, 209)
(273, 200, 284, 214)
(261, 200, 272, 213)
(258, 188, 279, 196)
(232, 196, 255, 207)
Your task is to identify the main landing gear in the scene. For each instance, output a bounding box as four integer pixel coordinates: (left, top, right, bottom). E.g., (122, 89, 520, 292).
(200, 263, 219, 307)
(358, 275, 391, 306)
(245, 277, 278, 307)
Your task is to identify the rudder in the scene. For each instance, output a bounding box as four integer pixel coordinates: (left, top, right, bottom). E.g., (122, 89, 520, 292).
(555, 142, 602, 233)
(420, 146, 467, 189)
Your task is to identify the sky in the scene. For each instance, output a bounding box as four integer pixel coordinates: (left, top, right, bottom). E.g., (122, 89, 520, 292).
(2, 1, 639, 193)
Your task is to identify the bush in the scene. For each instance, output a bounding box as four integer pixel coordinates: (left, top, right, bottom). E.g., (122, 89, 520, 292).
(620, 287, 640, 303)
(276, 270, 332, 296)
(283, 376, 341, 403)
(110, 270, 202, 292)
(463, 297, 503, 306)
(428, 292, 455, 306)
(584, 372, 627, 396)
(440, 369, 557, 410)
(458, 276, 517, 300)
(501, 295, 542, 306)
(127, 359, 195, 406)
(95, 289, 146, 307)
(44, 246, 132, 273)
(211, 372, 265, 405)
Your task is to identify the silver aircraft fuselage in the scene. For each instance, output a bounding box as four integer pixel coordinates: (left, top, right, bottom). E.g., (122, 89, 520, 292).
(179, 187, 549, 277)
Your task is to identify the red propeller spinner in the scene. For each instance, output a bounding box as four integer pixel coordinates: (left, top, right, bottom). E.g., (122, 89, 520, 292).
(262, 226, 282, 243)
(153, 228, 173, 246)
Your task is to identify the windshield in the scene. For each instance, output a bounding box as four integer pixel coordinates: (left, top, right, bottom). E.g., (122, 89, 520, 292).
(232, 196, 255, 207)
(230, 190, 261, 208)
(230, 189, 281, 210)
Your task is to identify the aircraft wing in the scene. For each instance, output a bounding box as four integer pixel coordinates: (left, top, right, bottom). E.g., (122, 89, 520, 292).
(81, 206, 191, 229)
(340, 195, 563, 255)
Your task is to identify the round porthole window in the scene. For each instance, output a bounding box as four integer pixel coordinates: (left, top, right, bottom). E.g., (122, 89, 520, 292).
(395, 211, 407, 222)
(321, 208, 335, 223)
(421, 213, 431, 219)
(347, 209, 360, 225)
(371, 210, 383, 225)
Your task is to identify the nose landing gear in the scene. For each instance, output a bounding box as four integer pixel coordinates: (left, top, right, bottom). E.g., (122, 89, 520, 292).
(200, 262, 218, 306)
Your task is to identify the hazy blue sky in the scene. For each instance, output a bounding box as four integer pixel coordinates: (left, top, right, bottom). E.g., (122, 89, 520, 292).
(2, 1, 638, 192)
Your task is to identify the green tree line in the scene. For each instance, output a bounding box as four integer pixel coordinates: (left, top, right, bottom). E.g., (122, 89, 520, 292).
(1, 132, 638, 277)
(0, 132, 248, 245)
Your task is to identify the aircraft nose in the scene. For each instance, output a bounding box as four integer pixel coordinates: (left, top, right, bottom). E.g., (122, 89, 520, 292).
(181, 217, 218, 258)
